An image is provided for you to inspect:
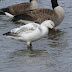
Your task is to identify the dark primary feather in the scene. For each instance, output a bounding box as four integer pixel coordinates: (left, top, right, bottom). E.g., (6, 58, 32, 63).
(3, 32, 18, 36)
(12, 8, 58, 24)
(3, 32, 11, 36)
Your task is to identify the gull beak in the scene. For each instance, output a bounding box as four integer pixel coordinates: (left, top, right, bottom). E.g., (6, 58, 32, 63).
(52, 26, 56, 31)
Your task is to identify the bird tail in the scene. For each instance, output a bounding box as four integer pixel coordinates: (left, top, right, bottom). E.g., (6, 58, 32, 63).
(0, 9, 5, 15)
(3, 32, 18, 37)
(3, 32, 11, 36)
(0, 8, 14, 18)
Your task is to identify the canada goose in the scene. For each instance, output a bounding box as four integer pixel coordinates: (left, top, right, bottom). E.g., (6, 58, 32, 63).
(12, 0, 65, 27)
(0, 0, 38, 18)
(3, 20, 56, 49)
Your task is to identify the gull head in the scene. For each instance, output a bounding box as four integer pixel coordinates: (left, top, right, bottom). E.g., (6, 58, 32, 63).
(41, 20, 56, 31)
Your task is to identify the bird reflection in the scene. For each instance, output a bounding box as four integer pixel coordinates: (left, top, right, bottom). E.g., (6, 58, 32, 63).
(48, 29, 68, 48)
(11, 49, 48, 57)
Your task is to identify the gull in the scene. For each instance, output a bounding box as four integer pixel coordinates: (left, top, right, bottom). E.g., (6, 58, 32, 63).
(3, 20, 56, 49)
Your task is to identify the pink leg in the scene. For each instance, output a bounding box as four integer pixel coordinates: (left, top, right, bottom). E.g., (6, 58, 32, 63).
(27, 43, 33, 50)
(27, 45, 30, 49)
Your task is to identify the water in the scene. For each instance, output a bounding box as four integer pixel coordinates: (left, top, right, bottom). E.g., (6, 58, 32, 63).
(0, 0, 72, 72)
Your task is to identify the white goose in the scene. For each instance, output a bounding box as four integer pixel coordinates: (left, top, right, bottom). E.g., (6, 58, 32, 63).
(12, 0, 64, 27)
(0, 0, 38, 18)
(3, 20, 56, 49)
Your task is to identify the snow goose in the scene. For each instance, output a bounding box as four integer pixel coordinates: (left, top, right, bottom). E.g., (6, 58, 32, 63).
(0, 0, 38, 18)
(12, 0, 65, 26)
(3, 20, 56, 49)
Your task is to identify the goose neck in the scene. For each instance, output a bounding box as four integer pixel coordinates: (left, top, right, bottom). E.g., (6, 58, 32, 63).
(30, 0, 38, 10)
(51, 0, 59, 9)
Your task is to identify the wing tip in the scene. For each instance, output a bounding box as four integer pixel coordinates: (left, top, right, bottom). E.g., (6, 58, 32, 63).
(3, 32, 11, 36)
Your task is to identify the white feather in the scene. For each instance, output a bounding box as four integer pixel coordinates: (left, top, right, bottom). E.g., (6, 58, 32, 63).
(5, 12, 14, 18)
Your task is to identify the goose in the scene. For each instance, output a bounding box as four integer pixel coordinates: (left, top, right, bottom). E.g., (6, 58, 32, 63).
(3, 20, 56, 49)
(0, 0, 38, 18)
(12, 0, 65, 27)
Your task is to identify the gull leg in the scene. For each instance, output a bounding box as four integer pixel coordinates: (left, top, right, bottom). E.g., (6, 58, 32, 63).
(30, 43, 32, 49)
(27, 45, 30, 49)
(27, 42, 30, 50)
(27, 44, 33, 51)
(29, 43, 33, 51)
(27, 42, 33, 50)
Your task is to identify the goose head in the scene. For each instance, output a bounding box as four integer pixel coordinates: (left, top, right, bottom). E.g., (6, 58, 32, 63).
(41, 20, 56, 31)
(51, 0, 59, 9)
(30, 0, 36, 2)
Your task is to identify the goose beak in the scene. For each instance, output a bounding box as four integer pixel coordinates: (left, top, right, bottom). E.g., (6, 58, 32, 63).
(52, 26, 56, 31)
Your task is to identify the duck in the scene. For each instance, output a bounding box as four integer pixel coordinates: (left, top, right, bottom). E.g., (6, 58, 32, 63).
(3, 20, 56, 49)
(0, 0, 38, 18)
(12, 0, 65, 27)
